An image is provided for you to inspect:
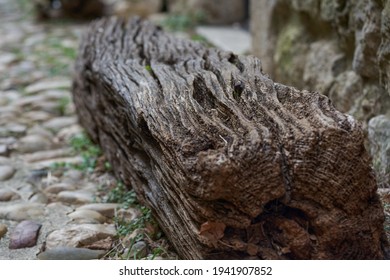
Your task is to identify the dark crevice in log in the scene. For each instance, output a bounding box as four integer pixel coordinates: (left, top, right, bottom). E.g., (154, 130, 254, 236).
(72, 17, 389, 259)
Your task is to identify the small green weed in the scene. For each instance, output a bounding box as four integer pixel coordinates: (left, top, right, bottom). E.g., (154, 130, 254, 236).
(70, 133, 100, 155)
(105, 181, 138, 209)
(115, 206, 154, 237)
(69, 133, 101, 172)
(57, 96, 70, 115)
(49, 133, 101, 173)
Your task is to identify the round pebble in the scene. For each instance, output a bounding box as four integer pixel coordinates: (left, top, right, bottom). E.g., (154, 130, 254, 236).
(9, 220, 42, 249)
(0, 189, 21, 201)
(123, 241, 148, 259)
(45, 224, 116, 249)
(37, 247, 106, 260)
(116, 208, 141, 222)
(7, 123, 27, 137)
(17, 134, 52, 153)
(44, 182, 75, 194)
(76, 203, 121, 218)
(25, 78, 71, 94)
(0, 144, 9, 156)
(0, 224, 7, 239)
(29, 192, 48, 204)
(0, 165, 16, 181)
(63, 169, 84, 182)
(68, 209, 107, 224)
(57, 190, 94, 205)
(26, 125, 53, 140)
(42, 116, 77, 132)
(23, 111, 52, 122)
(0, 203, 45, 221)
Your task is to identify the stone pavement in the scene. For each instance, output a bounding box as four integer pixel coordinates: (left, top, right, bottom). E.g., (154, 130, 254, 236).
(0, 0, 174, 260)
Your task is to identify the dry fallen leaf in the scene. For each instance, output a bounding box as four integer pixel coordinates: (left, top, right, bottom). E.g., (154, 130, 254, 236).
(83, 236, 113, 250)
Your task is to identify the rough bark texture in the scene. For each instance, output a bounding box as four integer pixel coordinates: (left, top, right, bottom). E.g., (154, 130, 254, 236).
(72, 17, 389, 259)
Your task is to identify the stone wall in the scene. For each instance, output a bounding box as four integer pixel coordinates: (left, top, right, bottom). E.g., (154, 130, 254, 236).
(251, 0, 390, 186)
(251, 0, 390, 121)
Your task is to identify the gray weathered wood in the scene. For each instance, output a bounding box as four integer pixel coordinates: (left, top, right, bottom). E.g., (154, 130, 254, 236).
(72, 17, 389, 259)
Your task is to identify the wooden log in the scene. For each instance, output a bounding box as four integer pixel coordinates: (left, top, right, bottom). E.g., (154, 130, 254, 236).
(72, 17, 389, 259)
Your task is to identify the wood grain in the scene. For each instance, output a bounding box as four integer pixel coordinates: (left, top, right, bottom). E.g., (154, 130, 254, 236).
(72, 17, 389, 259)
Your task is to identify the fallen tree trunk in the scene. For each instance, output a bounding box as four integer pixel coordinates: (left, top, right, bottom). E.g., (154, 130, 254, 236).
(72, 17, 389, 259)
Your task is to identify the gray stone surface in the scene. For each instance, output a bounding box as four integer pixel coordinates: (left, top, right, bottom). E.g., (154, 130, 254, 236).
(328, 71, 363, 113)
(250, 0, 390, 121)
(44, 182, 76, 194)
(303, 40, 345, 93)
(0, 165, 15, 181)
(368, 114, 390, 187)
(37, 247, 106, 260)
(25, 78, 71, 94)
(57, 190, 95, 205)
(28, 192, 48, 204)
(0, 189, 21, 201)
(42, 116, 77, 132)
(77, 203, 121, 218)
(68, 209, 107, 224)
(23, 148, 73, 163)
(45, 224, 116, 249)
(16, 134, 52, 153)
(0, 203, 45, 221)
(0, 144, 9, 156)
(9, 220, 42, 249)
(196, 26, 251, 55)
(124, 241, 148, 259)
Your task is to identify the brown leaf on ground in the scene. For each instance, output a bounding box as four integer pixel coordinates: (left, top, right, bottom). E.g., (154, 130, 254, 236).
(82, 236, 113, 250)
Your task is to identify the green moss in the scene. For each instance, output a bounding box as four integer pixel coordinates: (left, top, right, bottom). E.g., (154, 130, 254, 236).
(57, 96, 70, 116)
(274, 18, 301, 70)
(274, 15, 308, 87)
(145, 65, 152, 73)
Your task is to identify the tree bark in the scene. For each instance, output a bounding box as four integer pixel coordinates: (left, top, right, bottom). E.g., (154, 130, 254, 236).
(72, 17, 389, 259)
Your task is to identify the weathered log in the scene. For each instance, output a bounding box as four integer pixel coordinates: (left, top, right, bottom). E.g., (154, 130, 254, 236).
(72, 17, 389, 259)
